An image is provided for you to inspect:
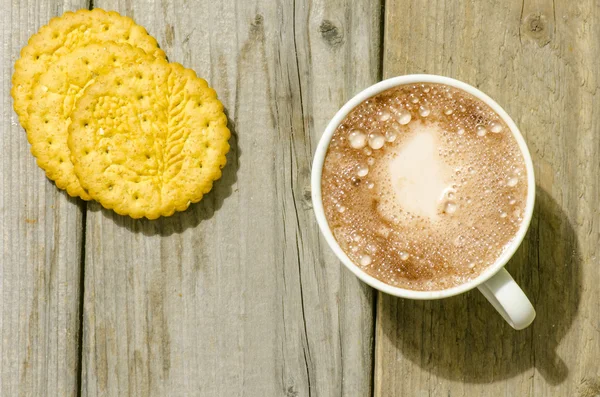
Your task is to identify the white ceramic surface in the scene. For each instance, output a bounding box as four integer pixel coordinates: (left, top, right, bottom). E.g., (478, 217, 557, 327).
(311, 74, 536, 330)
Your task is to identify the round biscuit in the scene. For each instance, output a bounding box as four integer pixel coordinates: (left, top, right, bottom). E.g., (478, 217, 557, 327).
(27, 42, 155, 200)
(68, 59, 230, 219)
(12, 8, 166, 129)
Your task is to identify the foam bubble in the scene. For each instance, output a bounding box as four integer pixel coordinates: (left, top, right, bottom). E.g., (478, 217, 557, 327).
(378, 226, 391, 237)
(490, 121, 503, 133)
(379, 110, 391, 121)
(400, 252, 410, 261)
(386, 123, 399, 142)
(360, 255, 372, 266)
(357, 165, 369, 177)
(366, 244, 377, 253)
(419, 105, 431, 117)
(394, 108, 412, 125)
(368, 133, 385, 150)
(444, 106, 453, 115)
(507, 177, 518, 187)
(444, 201, 457, 214)
(476, 125, 487, 136)
(441, 186, 456, 199)
(348, 129, 367, 149)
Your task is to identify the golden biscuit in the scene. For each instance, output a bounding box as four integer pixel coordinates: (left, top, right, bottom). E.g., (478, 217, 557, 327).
(27, 43, 154, 200)
(68, 59, 230, 219)
(12, 8, 165, 129)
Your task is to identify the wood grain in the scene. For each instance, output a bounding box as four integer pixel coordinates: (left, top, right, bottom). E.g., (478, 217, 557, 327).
(0, 1, 86, 396)
(376, 0, 599, 396)
(81, 0, 381, 396)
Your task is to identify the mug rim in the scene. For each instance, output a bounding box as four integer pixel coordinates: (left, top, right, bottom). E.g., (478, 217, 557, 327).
(311, 74, 536, 300)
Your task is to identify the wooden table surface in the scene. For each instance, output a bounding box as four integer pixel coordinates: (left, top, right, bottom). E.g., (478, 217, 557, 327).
(1, 0, 598, 396)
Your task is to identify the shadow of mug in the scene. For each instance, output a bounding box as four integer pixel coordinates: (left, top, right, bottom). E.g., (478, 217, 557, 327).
(379, 187, 580, 385)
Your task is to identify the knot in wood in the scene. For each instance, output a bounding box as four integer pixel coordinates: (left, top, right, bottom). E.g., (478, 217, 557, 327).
(302, 185, 312, 204)
(249, 14, 265, 39)
(522, 13, 551, 47)
(526, 14, 545, 33)
(251, 14, 263, 28)
(319, 19, 344, 48)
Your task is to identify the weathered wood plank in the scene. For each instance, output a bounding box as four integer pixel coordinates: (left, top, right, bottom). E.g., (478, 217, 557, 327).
(0, 1, 86, 396)
(81, 0, 381, 395)
(376, 0, 599, 396)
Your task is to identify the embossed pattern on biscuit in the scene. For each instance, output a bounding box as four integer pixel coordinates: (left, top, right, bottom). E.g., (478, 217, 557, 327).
(26, 42, 155, 200)
(68, 59, 230, 219)
(12, 8, 166, 128)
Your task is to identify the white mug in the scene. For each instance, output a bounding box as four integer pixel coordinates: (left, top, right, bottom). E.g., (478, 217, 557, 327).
(311, 74, 536, 330)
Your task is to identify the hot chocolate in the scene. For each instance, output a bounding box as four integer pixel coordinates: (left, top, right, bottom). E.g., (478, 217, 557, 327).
(321, 83, 528, 291)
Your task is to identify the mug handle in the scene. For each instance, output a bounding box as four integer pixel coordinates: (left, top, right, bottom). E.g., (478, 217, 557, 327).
(477, 268, 536, 330)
